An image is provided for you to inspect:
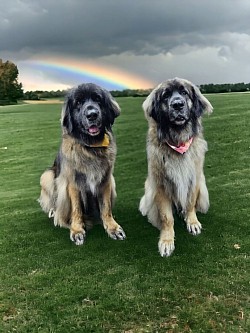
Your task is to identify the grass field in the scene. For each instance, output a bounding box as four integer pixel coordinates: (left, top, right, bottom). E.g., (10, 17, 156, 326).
(0, 94, 249, 332)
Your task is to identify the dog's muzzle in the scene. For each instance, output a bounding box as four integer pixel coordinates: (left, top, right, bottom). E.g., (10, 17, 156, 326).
(86, 108, 99, 121)
(169, 93, 188, 125)
(170, 98, 185, 111)
(83, 104, 102, 136)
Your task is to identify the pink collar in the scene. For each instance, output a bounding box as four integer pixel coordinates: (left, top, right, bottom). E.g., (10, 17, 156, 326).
(166, 137, 193, 154)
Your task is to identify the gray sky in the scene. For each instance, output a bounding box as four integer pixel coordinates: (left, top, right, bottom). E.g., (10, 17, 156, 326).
(1, 0, 250, 91)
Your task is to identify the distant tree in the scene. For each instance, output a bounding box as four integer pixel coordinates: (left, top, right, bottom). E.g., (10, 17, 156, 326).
(0, 59, 23, 104)
(231, 82, 247, 92)
(23, 91, 40, 100)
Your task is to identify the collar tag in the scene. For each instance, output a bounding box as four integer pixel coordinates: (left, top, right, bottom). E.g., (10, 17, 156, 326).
(166, 137, 193, 154)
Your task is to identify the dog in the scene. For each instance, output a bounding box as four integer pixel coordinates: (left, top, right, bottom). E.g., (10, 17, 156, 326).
(39, 83, 126, 245)
(139, 78, 213, 257)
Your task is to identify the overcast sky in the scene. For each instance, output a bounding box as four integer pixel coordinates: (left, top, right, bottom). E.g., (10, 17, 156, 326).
(1, 0, 250, 91)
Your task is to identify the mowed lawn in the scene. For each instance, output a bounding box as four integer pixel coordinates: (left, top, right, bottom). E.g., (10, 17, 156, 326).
(0, 94, 249, 332)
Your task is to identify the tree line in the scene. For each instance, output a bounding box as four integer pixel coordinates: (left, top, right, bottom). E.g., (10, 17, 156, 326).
(23, 88, 152, 100)
(200, 82, 250, 94)
(23, 83, 250, 100)
(1, 58, 250, 105)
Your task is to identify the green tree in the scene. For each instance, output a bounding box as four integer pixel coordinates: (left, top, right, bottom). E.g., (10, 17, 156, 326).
(0, 59, 23, 104)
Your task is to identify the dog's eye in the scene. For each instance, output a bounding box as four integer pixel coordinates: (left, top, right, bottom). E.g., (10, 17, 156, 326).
(181, 90, 188, 96)
(95, 96, 101, 103)
(91, 93, 101, 103)
(75, 102, 81, 110)
(162, 91, 170, 100)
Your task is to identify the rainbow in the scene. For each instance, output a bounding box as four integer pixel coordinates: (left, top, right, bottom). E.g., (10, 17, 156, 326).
(26, 56, 154, 90)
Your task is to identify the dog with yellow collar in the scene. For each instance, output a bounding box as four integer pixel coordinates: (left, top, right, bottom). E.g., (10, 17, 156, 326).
(39, 83, 126, 245)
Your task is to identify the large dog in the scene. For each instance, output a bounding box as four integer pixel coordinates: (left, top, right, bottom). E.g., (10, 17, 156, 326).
(39, 83, 126, 245)
(139, 78, 213, 257)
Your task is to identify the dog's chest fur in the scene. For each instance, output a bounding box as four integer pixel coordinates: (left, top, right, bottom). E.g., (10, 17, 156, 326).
(147, 127, 207, 211)
(61, 135, 116, 194)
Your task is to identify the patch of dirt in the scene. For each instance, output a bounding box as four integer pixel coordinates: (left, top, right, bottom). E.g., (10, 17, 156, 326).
(24, 99, 63, 104)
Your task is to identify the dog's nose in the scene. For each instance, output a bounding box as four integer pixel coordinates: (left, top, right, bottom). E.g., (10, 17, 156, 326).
(86, 109, 98, 121)
(171, 99, 185, 111)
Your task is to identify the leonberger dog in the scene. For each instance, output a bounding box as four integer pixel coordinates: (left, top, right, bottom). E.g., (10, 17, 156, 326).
(139, 78, 213, 257)
(39, 83, 126, 245)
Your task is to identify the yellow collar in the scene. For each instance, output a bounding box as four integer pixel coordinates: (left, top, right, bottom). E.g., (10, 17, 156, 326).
(87, 133, 110, 148)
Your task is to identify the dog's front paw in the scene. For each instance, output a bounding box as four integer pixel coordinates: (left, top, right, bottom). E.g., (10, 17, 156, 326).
(186, 218, 202, 235)
(70, 229, 86, 245)
(158, 239, 175, 257)
(106, 224, 126, 240)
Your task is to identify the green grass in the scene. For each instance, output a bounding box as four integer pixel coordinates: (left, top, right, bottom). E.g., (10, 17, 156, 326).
(0, 94, 249, 333)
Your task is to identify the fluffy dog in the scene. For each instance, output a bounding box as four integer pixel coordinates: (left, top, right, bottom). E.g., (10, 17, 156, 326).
(39, 83, 126, 245)
(139, 78, 213, 257)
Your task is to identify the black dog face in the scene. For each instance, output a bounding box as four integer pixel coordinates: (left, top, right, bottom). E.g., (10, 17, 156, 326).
(143, 78, 213, 141)
(62, 83, 120, 144)
(71, 93, 103, 137)
(157, 84, 193, 127)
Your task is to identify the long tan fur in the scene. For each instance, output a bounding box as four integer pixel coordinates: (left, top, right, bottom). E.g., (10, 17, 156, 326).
(139, 78, 213, 257)
(38, 83, 126, 245)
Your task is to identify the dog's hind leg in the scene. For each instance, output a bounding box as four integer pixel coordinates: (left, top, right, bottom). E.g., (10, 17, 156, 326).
(99, 177, 126, 240)
(110, 174, 117, 208)
(68, 183, 86, 245)
(38, 169, 56, 217)
(139, 177, 162, 229)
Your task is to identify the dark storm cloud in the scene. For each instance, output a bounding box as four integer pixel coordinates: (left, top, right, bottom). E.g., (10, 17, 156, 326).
(1, 0, 250, 57)
(1, 0, 250, 89)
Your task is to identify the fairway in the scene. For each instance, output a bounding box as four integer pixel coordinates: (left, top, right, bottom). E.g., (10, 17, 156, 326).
(0, 94, 249, 332)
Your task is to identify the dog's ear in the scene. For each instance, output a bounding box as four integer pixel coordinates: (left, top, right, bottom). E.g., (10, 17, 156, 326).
(61, 96, 73, 133)
(191, 84, 213, 117)
(104, 93, 121, 127)
(142, 89, 160, 122)
(109, 96, 121, 120)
